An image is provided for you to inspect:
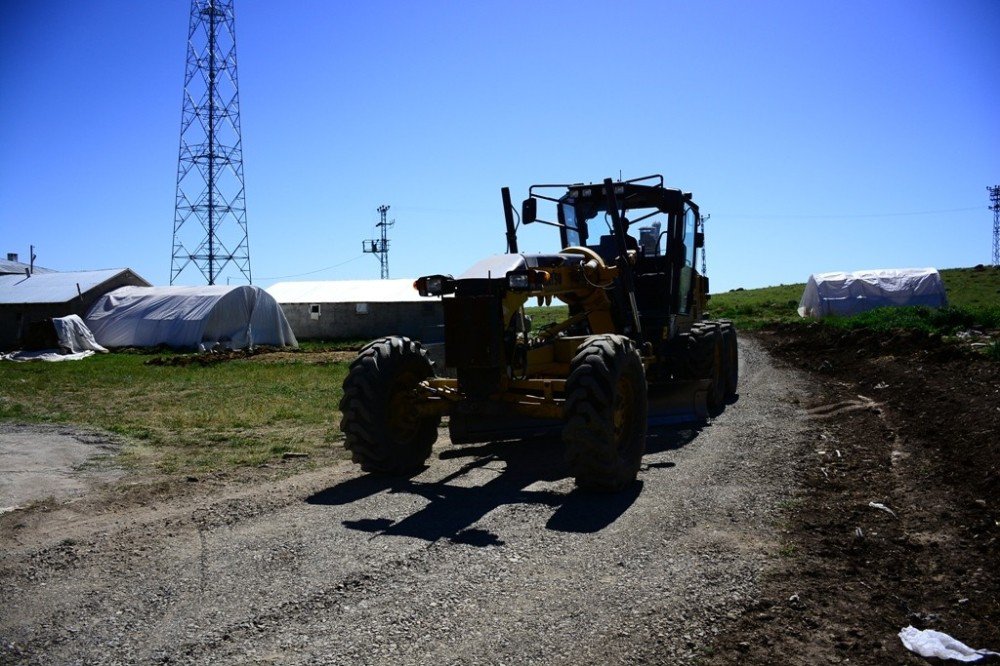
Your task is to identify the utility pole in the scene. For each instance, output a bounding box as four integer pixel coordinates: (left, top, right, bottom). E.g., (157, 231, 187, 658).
(363, 205, 394, 279)
(171, 0, 251, 285)
(989, 185, 1000, 266)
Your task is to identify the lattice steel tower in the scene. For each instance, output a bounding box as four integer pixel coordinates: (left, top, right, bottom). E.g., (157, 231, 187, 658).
(990, 185, 1000, 266)
(363, 205, 394, 279)
(171, 0, 251, 285)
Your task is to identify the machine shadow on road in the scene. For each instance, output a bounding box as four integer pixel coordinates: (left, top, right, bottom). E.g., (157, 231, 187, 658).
(306, 421, 704, 547)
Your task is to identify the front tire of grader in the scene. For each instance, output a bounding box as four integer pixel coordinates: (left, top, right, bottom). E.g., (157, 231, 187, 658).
(339, 336, 440, 475)
(563, 334, 649, 492)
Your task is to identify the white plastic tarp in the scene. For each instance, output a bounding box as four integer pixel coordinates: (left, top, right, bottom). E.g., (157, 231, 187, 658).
(1, 350, 99, 362)
(1, 315, 107, 362)
(85, 285, 298, 350)
(797, 268, 948, 319)
(53, 315, 108, 353)
(899, 626, 1000, 662)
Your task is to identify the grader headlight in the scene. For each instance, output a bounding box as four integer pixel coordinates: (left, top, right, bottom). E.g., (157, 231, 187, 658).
(414, 274, 455, 297)
(506, 269, 552, 291)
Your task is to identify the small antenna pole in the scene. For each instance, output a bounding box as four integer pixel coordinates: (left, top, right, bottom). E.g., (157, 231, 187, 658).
(363, 204, 394, 279)
(989, 185, 1000, 266)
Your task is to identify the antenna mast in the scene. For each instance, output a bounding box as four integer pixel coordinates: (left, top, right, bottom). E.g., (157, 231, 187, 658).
(171, 0, 251, 285)
(363, 205, 394, 279)
(699, 213, 710, 276)
(989, 185, 1000, 266)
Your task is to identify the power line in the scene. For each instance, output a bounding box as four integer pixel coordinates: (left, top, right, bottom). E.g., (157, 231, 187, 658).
(716, 205, 983, 220)
(257, 255, 365, 281)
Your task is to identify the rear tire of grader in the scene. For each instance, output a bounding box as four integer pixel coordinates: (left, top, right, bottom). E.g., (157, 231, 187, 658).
(682, 322, 726, 413)
(563, 334, 649, 492)
(339, 336, 440, 475)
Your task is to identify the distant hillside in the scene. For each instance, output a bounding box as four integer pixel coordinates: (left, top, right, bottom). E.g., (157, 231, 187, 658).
(938, 266, 1000, 309)
(710, 266, 1000, 329)
(708, 283, 805, 328)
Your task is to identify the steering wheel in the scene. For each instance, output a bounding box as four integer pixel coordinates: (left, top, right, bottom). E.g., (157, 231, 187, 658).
(561, 246, 606, 268)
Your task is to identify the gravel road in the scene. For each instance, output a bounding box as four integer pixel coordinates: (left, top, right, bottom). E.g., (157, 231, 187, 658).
(1, 337, 813, 665)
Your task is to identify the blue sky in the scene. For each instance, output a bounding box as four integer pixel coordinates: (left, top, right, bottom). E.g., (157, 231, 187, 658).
(2, 0, 997, 292)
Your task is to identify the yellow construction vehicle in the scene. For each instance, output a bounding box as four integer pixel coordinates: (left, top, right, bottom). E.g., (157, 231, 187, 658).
(339, 175, 737, 491)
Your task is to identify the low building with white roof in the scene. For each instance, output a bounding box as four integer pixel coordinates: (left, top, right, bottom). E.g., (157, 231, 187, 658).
(266, 279, 443, 342)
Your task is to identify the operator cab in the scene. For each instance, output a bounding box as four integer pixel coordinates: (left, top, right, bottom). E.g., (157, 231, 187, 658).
(518, 175, 706, 330)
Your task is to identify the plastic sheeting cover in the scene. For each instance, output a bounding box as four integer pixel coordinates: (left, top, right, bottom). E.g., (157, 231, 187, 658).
(2, 350, 99, 362)
(85, 285, 298, 350)
(1, 315, 106, 362)
(797, 268, 947, 319)
(52, 314, 108, 353)
(898, 626, 1000, 662)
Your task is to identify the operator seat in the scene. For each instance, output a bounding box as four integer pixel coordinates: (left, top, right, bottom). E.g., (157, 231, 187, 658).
(592, 234, 638, 264)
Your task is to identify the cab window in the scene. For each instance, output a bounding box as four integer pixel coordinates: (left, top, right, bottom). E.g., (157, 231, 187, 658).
(677, 207, 697, 313)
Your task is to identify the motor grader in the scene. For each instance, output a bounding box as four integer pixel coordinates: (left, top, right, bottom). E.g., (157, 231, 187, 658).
(339, 175, 737, 491)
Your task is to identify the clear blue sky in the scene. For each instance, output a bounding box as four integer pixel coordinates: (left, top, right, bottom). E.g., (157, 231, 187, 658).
(2, 0, 997, 292)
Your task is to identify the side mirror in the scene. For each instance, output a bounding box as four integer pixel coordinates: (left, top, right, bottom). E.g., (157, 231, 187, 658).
(521, 198, 537, 224)
(694, 231, 705, 248)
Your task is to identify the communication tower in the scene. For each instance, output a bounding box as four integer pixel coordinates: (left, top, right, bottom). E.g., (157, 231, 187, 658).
(171, 0, 251, 285)
(363, 205, 394, 279)
(990, 185, 1000, 266)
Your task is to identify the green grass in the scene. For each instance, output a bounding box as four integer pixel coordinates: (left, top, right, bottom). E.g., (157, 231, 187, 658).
(939, 265, 1000, 309)
(297, 338, 369, 352)
(0, 353, 348, 474)
(822, 304, 1000, 335)
(525, 305, 569, 330)
(708, 283, 806, 329)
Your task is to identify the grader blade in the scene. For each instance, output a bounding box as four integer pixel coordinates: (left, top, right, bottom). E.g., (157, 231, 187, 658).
(647, 379, 710, 426)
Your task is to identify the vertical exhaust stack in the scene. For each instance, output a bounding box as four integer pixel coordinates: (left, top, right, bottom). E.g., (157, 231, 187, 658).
(502, 187, 518, 254)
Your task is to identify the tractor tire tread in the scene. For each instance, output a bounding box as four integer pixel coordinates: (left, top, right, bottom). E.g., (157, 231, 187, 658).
(339, 336, 439, 475)
(563, 334, 648, 492)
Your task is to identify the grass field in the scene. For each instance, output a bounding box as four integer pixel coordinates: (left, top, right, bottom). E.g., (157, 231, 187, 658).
(707, 283, 805, 328)
(0, 352, 347, 474)
(2, 266, 997, 477)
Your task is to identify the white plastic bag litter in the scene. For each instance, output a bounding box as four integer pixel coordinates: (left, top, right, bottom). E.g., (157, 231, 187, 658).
(899, 626, 1000, 662)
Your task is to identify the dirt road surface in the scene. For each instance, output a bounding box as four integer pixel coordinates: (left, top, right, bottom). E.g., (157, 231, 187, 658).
(0, 424, 121, 512)
(1, 338, 813, 665)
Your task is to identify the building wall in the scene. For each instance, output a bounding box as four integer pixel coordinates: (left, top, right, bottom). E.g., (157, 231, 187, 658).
(0, 273, 147, 349)
(281, 300, 444, 342)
